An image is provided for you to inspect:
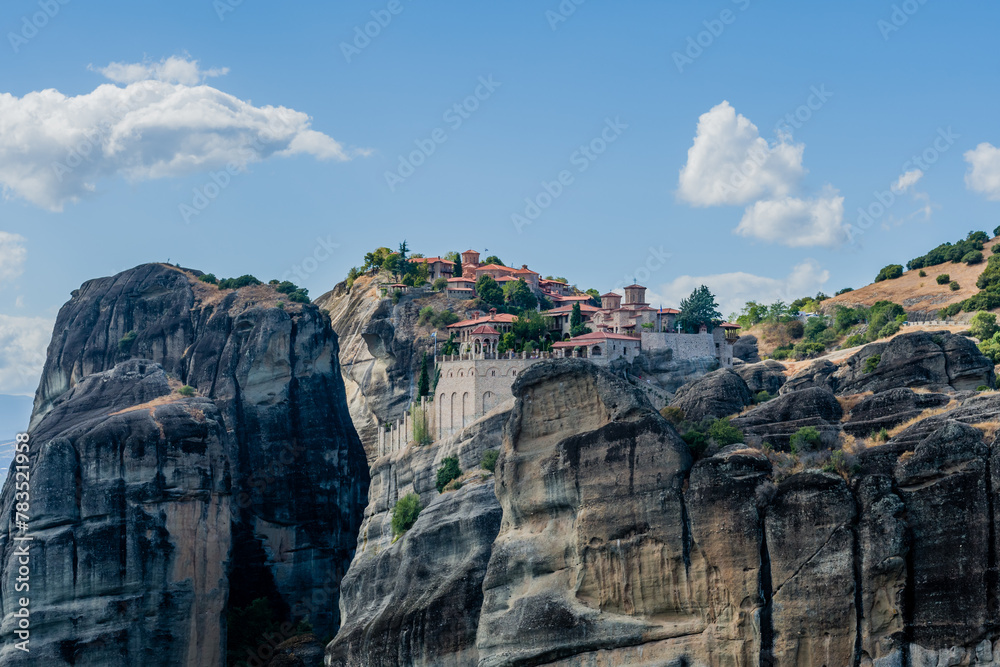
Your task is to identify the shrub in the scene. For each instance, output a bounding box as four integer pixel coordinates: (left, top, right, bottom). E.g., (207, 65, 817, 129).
(863, 355, 881, 374)
(199, 273, 218, 284)
(119, 330, 138, 353)
(480, 449, 499, 472)
(218, 275, 262, 290)
(275, 301, 285, 309)
(964, 250, 984, 265)
(878, 321, 901, 338)
(708, 418, 743, 446)
(835, 287, 854, 295)
(431, 310, 460, 328)
(433, 277, 448, 291)
(288, 289, 309, 303)
(979, 332, 1000, 363)
(391, 494, 421, 537)
(418, 306, 435, 326)
(770, 348, 792, 361)
(842, 334, 865, 348)
(950, 281, 961, 291)
(919, 270, 927, 277)
(875, 264, 903, 282)
(789, 426, 822, 454)
(755, 390, 773, 403)
(177, 385, 195, 397)
(785, 320, 805, 339)
(659, 406, 685, 425)
(993, 244, 1000, 255)
(977, 385, 991, 392)
(793, 341, 826, 359)
(970, 312, 1000, 340)
(874, 428, 890, 442)
(436, 457, 462, 492)
(682, 430, 708, 457)
(938, 302, 962, 319)
(936, 274, 950, 285)
(392, 290, 402, 304)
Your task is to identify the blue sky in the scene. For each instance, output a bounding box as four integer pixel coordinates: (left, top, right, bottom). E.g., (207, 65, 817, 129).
(1, 0, 999, 426)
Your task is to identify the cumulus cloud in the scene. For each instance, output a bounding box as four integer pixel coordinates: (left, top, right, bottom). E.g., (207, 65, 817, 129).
(648, 260, 830, 316)
(89, 56, 229, 86)
(677, 101, 805, 207)
(893, 168, 924, 194)
(735, 188, 846, 248)
(0, 315, 52, 396)
(0, 232, 26, 284)
(965, 143, 1000, 200)
(0, 56, 366, 211)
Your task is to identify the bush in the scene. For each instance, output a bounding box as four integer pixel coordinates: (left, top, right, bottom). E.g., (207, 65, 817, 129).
(287, 289, 309, 303)
(793, 341, 826, 359)
(993, 244, 1000, 255)
(964, 250, 984, 265)
(970, 312, 1000, 340)
(177, 385, 195, 397)
(842, 334, 866, 348)
(770, 348, 792, 361)
(218, 275, 262, 290)
(682, 430, 708, 457)
(835, 287, 854, 295)
(878, 321, 901, 338)
(785, 320, 805, 339)
(863, 354, 881, 374)
(199, 273, 218, 284)
(875, 428, 890, 442)
(938, 302, 962, 319)
(391, 494, 421, 537)
(789, 426, 822, 454)
(118, 330, 138, 354)
(436, 457, 462, 492)
(919, 270, 927, 277)
(977, 385, 991, 392)
(432, 310, 460, 328)
(979, 332, 1000, 363)
(950, 281, 961, 291)
(755, 390, 773, 403)
(433, 277, 448, 291)
(480, 449, 499, 472)
(875, 264, 903, 282)
(936, 274, 950, 285)
(659, 406, 685, 425)
(708, 418, 743, 446)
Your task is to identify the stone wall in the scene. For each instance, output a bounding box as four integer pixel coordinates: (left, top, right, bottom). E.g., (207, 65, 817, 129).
(641, 331, 717, 359)
(434, 356, 542, 437)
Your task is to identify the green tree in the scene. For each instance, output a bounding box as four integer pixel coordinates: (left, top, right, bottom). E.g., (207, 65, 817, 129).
(497, 331, 516, 354)
(570, 302, 584, 330)
(483, 255, 504, 266)
(936, 274, 950, 285)
(970, 311, 1000, 340)
(512, 310, 553, 350)
(480, 449, 499, 472)
(436, 457, 462, 492)
(475, 275, 504, 307)
(708, 418, 743, 446)
(874, 264, 903, 282)
(503, 278, 538, 311)
(979, 332, 1000, 363)
(677, 285, 722, 332)
(789, 426, 822, 454)
(392, 494, 422, 537)
(417, 353, 430, 397)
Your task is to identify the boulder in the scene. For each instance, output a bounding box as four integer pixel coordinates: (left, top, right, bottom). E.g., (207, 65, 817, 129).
(730, 386, 842, 449)
(669, 368, 754, 421)
(844, 387, 951, 437)
(733, 334, 761, 363)
(735, 359, 786, 396)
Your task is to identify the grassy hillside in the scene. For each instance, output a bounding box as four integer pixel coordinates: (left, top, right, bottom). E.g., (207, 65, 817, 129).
(824, 235, 1000, 319)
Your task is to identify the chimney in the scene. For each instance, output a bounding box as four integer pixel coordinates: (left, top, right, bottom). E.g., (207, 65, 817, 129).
(521, 264, 528, 270)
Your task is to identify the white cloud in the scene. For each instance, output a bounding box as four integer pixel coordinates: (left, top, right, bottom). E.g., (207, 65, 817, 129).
(0, 315, 52, 396)
(965, 143, 1000, 200)
(0, 56, 366, 211)
(893, 168, 923, 193)
(677, 101, 805, 207)
(735, 188, 846, 247)
(648, 260, 830, 316)
(0, 232, 26, 284)
(89, 56, 229, 86)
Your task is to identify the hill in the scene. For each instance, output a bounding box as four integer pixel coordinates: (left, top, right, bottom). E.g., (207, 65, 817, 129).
(823, 234, 1000, 320)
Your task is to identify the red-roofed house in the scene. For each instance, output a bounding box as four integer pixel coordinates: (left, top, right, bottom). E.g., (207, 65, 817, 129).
(408, 257, 455, 281)
(551, 331, 641, 363)
(447, 309, 517, 352)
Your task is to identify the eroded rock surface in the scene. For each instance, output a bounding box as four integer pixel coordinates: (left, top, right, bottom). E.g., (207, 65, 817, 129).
(0, 264, 369, 666)
(669, 368, 755, 422)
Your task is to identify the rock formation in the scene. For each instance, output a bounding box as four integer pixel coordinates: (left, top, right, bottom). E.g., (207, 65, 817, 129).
(731, 386, 843, 449)
(0, 264, 369, 666)
(669, 367, 755, 422)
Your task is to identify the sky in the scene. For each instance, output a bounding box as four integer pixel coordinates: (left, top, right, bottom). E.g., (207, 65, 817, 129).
(1, 0, 1000, 432)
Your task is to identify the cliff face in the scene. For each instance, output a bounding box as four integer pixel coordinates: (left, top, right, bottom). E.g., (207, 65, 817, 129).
(0, 264, 369, 666)
(331, 341, 1000, 667)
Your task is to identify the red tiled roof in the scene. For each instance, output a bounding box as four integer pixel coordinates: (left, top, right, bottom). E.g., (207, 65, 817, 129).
(658, 308, 680, 314)
(552, 331, 640, 347)
(623, 284, 645, 289)
(447, 313, 517, 328)
(600, 292, 621, 299)
(543, 304, 599, 315)
(475, 264, 514, 273)
(495, 275, 518, 282)
(408, 257, 455, 265)
(511, 267, 539, 275)
(552, 295, 593, 302)
(447, 277, 474, 283)
(720, 322, 742, 329)
(462, 249, 478, 254)
(470, 325, 500, 335)
(447, 288, 474, 292)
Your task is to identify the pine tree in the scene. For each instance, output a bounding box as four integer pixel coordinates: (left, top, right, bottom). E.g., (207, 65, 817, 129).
(677, 285, 722, 333)
(417, 353, 430, 397)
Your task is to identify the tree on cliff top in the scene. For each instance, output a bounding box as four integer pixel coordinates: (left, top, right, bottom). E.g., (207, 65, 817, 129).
(677, 285, 722, 333)
(475, 275, 504, 308)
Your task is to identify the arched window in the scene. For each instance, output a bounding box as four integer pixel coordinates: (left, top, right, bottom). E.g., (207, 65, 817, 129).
(592, 345, 602, 356)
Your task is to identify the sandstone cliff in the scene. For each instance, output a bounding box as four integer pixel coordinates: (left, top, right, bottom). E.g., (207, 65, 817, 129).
(0, 264, 369, 666)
